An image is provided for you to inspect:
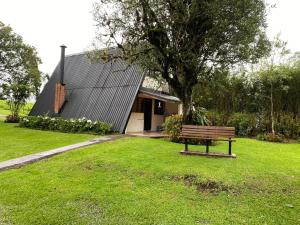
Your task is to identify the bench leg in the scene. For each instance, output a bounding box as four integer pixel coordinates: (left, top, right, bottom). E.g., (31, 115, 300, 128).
(185, 138, 188, 152)
(206, 140, 209, 154)
(229, 139, 232, 155)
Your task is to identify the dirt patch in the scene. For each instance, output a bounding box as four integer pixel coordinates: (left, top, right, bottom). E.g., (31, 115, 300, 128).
(196, 219, 211, 224)
(0, 206, 12, 225)
(79, 201, 102, 219)
(168, 174, 233, 194)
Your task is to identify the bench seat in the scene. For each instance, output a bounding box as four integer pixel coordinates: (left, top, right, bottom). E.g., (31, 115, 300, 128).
(180, 125, 236, 157)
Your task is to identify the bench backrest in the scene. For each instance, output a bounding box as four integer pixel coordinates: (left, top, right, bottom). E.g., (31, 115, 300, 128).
(181, 125, 235, 139)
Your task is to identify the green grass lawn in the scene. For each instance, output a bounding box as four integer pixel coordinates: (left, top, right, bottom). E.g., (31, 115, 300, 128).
(0, 121, 97, 162)
(0, 135, 299, 224)
(0, 100, 33, 116)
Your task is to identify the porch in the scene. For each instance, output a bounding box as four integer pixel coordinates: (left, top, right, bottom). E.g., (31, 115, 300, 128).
(125, 87, 181, 134)
(126, 131, 167, 138)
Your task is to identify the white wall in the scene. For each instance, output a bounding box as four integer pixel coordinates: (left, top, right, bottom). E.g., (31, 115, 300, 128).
(125, 112, 144, 133)
(151, 114, 164, 131)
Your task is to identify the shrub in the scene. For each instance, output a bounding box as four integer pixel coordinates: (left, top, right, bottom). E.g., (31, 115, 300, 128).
(256, 133, 285, 143)
(5, 115, 20, 123)
(192, 107, 211, 126)
(163, 114, 183, 142)
(256, 133, 267, 141)
(163, 109, 211, 143)
(227, 113, 257, 137)
(274, 114, 300, 139)
(19, 116, 112, 135)
(206, 111, 230, 126)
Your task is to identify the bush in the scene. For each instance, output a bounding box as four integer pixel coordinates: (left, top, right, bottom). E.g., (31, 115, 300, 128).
(163, 114, 183, 142)
(19, 116, 112, 135)
(5, 115, 20, 123)
(206, 111, 228, 126)
(163, 109, 211, 144)
(227, 113, 257, 137)
(256, 133, 285, 143)
(275, 114, 300, 139)
(192, 107, 210, 126)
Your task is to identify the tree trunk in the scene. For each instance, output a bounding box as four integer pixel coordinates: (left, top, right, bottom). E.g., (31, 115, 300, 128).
(270, 83, 275, 135)
(181, 91, 193, 125)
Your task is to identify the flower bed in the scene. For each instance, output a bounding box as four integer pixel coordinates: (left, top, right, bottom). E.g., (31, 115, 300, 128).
(19, 116, 112, 135)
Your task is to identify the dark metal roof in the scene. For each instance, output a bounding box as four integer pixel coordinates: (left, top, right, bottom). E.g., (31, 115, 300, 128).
(139, 87, 181, 102)
(30, 52, 145, 133)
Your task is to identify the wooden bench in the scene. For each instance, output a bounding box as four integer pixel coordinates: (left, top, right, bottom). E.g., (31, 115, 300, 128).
(179, 125, 236, 158)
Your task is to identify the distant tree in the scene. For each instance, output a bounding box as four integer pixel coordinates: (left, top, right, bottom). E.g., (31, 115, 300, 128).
(0, 21, 42, 119)
(92, 0, 270, 123)
(256, 36, 290, 135)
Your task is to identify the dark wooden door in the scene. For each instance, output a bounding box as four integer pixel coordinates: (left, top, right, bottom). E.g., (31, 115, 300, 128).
(143, 99, 152, 131)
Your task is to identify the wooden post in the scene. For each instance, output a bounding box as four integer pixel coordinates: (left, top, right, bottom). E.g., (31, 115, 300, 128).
(206, 140, 209, 154)
(229, 138, 232, 155)
(185, 138, 188, 152)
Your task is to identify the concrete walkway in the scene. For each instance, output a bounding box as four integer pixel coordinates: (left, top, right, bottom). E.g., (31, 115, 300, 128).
(0, 135, 124, 172)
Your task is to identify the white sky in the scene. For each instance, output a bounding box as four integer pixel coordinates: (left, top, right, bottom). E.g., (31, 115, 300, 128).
(0, 0, 299, 75)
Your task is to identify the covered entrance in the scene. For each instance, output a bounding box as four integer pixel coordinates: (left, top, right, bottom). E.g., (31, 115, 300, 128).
(125, 87, 181, 134)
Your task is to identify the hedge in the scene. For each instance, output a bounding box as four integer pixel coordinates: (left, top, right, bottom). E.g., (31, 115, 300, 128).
(19, 116, 112, 135)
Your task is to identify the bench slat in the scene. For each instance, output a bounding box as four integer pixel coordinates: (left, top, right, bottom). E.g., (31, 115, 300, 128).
(181, 130, 234, 135)
(180, 136, 236, 141)
(182, 125, 235, 130)
(181, 130, 235, 135)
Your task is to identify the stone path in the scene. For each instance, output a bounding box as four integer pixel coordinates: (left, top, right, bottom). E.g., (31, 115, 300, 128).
(0, 135, 124, 172)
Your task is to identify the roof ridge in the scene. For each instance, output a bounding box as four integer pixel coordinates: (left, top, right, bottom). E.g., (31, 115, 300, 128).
(65, 46, 120, 58)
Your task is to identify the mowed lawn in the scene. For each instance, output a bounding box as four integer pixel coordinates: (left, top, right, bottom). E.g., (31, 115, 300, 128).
(0, 134, 299, 224)
(0, 121, 96, 162)
(0, 100, 32, 116)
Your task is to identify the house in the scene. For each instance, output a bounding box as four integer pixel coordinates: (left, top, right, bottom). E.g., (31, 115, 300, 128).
(30, 46, 182, 133)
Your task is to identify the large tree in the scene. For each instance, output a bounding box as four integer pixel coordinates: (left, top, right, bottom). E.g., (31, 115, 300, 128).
(0, 21, 42, 118)
(92, 0, 270, 123)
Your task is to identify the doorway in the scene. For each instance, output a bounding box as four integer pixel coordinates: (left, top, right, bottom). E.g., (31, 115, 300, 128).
(143, 99, 152, 131)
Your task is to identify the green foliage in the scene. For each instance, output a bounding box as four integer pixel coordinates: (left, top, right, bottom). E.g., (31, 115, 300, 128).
(192, 107, 210, 126)
(163, 114, 183, 142)
(256, 133, 285, 143)
(0, 21, 42, 118)
(206, 111, 229, 126)
(274, 114, 300, 139)
(164, 108, 211, 142)
(193, 54, 300, 139)
(19, 116, 112, 135)
(227, 113, 257, 137)
(207, 111, 299, 139)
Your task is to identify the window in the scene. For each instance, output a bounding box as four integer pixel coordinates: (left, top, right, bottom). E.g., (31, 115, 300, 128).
(154, 100, 165, 115)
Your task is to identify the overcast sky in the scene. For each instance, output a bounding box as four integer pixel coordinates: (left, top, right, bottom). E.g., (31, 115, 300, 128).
(0, 0, 299, 75)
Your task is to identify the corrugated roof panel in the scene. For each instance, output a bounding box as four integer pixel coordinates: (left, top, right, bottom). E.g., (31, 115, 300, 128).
(95, 61, 112, 88)
(106, 86, 137, 129)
